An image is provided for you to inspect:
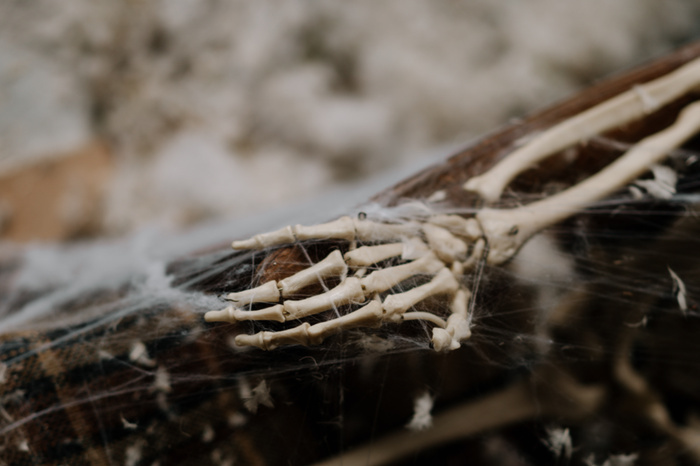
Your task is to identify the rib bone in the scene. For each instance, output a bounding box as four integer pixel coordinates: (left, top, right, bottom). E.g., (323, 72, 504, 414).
(464, 56, 700, 202)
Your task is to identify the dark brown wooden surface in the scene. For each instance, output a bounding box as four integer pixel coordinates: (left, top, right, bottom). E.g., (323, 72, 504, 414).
(2, 41, 700, 465)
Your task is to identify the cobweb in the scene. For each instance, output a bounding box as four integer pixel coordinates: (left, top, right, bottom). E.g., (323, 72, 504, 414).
(2, 104, 700, 464)
(1, 155, 699, 466)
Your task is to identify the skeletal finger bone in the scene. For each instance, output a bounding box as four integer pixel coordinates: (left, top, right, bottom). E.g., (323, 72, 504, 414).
(235, 322, 313, 350)
(226, 280, 279, 304)
(427, 215, 482, 241)
(432, 289, 472, 352)
(478, 100, 700, 264)
(464, 56, 700, 202)
(233, 216, 422, 250)
(236, 301, 387, 350)
(204, 304, 285, 323)
(278, 250, 347, 296)
(222, 250, 348, 312)
(359, 252, 444, 295)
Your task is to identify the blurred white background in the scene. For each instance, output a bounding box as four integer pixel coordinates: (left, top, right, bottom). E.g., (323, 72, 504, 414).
(1, 0, 699, 240)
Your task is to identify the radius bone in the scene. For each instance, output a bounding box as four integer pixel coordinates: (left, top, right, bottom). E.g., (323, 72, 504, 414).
(464, 56, 700, 202)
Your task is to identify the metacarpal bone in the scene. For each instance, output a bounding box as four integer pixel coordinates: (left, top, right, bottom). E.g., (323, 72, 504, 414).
(235, 323, 312, 350)
(344, 243, 404, 267)
(294, 216, 356, 242)
(236, 301, 386, 350)
(226, 280, 280, 304)
(462, 239, 485, 270)
(360, 253, 444, 295)
(283, 277, 365, 320)
(464, 56, 700, 202)
(422, 223, 468, 263)
(382, 268, 459, 318)
(479, 101, 700, 265)
(353, 219, 421, 243)
(279, 250, 348, 296)
(232, 226, 295, 249)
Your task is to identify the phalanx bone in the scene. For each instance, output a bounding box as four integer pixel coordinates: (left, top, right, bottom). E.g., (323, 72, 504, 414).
(206, 56, 700, 351)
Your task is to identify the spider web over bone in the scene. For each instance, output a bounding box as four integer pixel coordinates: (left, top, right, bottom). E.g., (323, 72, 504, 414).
(206, 56, 700, 352)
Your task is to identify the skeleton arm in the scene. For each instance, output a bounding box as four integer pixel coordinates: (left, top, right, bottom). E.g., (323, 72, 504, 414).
(206, 56, 700, 352)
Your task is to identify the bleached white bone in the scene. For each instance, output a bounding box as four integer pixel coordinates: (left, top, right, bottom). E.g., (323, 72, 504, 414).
(432, 290, 471, 351)
(401, 237, 431, 260)
(282, 277, 366, 320)
(344, 243, 404, 267)
(428, 215, 482, 240)
(204, 304, 285, 323)
(307, 301, 385, 341)
(235, 301, 388, 350)
(223, 71, 700, 352)
(353, 219, 421, 242)
(464, 56, 700, 202)
(233, 216, 421, 250)
(232, 217, 354, 249)
(382, 268, 459, 318)
(462, 238, 485, 270)
(279, 250, 348, 296)
(226, 280, 280, 304)
(478, 101, 700, 265)
(232, 226, 296, 249)
(422, 223, 468, 264)
(293, 216, 356, 242)
(235, 322, 312, 350)
(360, 253, 444, 295)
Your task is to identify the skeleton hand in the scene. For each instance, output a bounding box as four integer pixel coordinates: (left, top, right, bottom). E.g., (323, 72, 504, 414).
(207, 56, 700, 352)
(206, 214, 483, 351)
